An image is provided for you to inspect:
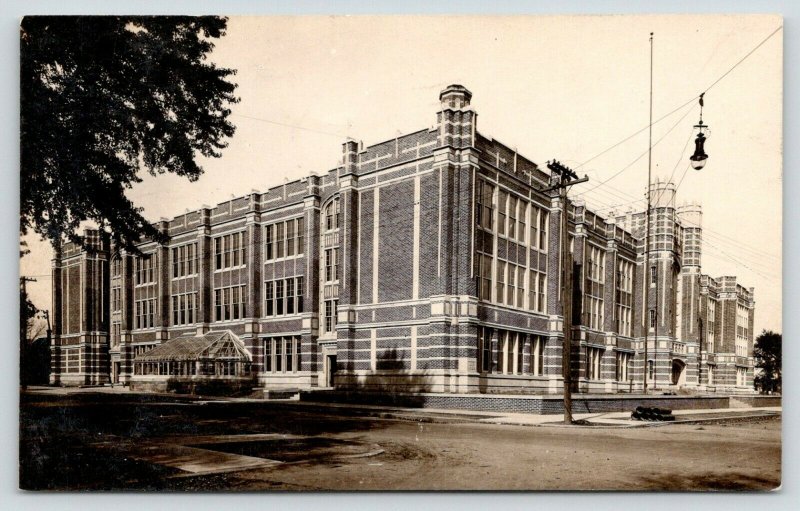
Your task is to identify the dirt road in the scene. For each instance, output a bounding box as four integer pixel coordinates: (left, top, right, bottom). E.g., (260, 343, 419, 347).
(20, 391, 781, 491)
(166, 419, 780, 491)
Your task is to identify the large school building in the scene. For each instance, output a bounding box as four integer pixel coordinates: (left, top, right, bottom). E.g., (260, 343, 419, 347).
(50, 85, 756, 395)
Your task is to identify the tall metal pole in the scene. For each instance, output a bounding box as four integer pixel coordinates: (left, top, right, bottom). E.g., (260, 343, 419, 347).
(643, 32, 654, 395)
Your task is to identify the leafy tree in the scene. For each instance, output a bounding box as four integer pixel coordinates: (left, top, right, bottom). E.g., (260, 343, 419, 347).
(20, 284, 38, 387)
(20, 16, 239, 251)
(754, 330, 781, 394)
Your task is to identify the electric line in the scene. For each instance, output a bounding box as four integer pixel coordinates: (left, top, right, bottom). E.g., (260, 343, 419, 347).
(701, 25, 783, 95)
(231, 112, 348, 139)
(702, 239, 780, 281)
(574, 24, 782, 183)
(575, 105, 696, 198)
(575, 97, 698, 170)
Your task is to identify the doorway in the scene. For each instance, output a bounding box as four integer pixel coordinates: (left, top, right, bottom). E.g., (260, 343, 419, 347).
(671, 359, 686, 386)
(326, 355, 337, 387)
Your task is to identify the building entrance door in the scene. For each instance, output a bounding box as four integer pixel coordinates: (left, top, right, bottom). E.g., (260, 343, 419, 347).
(671, 359, 686, 386)
(112, 362, 120, 384)
(326, 355, 337, 387)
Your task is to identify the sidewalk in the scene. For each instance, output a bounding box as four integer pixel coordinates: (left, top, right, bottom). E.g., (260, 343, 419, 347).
(23, 385, 781, 428)
(475, 406, 782, 428)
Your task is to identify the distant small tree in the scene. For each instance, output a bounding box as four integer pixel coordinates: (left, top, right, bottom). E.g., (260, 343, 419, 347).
(754, 330, 781, 394)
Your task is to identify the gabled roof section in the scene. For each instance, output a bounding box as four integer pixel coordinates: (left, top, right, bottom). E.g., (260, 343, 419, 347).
(134, 330, 252, 363)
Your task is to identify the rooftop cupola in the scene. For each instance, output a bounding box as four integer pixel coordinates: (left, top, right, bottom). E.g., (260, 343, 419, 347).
(439, 84, 472, 110)
(436, 84, 476, 148)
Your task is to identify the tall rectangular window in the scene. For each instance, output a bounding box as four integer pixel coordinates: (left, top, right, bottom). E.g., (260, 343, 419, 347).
(276, 280, 284, 315)
(479, 254, 492, 301)
(650, 265, 657, 286)
(516, 266, 525, 308)
(539, 211, 548, 251)
(530, 207, 539, 250)
(286, 278, 295, 315)
(496, 261, 506, 305)
(297, 277, 304, 314)
(265, 281, 274, 316)
(325, 249, 333, 282)
(285, 338, 293, 372)
(325, 300, 338, 333)
(517, 334, 524, 374)
(530, 335, 545, 376)
(223, 287, 231, 320)
(214, 238, 222, 269)
(172, 247, 179, 278)
(232, 232, 241, 267)
(223, 237, 231, 268)
(478, 326, 492, 373)
(649, 309, 656, 330)
(505, 332, 514, 374)
(264, 339, 272, 372)
(188, 244, 196, 275)
(275, 339, 283, 372)
(476, 180, 495, 231)
(332, 248, 339, 281)
(286, 220, 295, 257)
(538, 273, 546, 313)
(506, 264, 516, 306)
(616, 352, 631, 382)
(587, 347, 602, 380)
(498, 190, 508, 236)
(518, 202, 527, 245)
(275, 224, 284, 260)
(508, 195, 518, 240)
(265, 225, 274, 260)
(296, 218, 305, 255)
(237, 286, 246, 319)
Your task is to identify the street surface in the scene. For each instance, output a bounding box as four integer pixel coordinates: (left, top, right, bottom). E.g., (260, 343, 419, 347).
(19, 388, 781, 491)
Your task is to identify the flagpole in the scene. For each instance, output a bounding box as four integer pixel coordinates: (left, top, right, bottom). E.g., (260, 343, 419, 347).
(644, 32, 654, 395)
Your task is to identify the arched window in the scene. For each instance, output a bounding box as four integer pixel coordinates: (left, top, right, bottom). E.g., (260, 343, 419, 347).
(323, 197, 341, 232)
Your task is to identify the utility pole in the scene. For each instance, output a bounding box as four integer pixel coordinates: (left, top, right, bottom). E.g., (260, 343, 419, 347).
(643, 32, 655, 395)
(43, 309, 52, 345)
(20, 275, 37, 295)
(544, 160, 588, 425)
(20, 276, 37, 389)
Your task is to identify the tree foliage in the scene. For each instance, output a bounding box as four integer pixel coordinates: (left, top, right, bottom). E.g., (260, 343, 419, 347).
(20, 16, 239, 251)
(753, 330, 781, 394)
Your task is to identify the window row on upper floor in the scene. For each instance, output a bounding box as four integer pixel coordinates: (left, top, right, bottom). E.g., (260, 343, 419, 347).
(475, 179, 549, 252)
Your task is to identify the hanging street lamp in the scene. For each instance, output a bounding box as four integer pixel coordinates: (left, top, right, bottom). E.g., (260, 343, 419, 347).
(690, 93, 709, 170)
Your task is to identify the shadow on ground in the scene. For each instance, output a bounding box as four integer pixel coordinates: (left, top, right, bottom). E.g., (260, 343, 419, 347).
(636, 472, 780, 491)
(19, 391, 390, 490)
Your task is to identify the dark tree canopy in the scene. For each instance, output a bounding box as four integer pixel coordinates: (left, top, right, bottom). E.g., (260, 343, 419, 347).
(754, 330, 781, 394)
(20, 16, 239, 251)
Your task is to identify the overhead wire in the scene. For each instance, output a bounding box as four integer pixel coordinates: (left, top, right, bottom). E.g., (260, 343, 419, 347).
(573, 24, 782, 196)
(574, 104, 696, 198)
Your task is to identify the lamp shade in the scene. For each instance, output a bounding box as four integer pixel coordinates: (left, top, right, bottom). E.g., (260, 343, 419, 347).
(690, 132, 708, 171)
(690, 158, 707, 171)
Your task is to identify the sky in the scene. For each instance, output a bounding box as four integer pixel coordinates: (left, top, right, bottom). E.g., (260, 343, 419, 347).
(20, 14, 783, 334)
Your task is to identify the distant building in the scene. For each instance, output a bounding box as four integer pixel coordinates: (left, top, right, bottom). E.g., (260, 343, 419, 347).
(50, 85, 755, 394)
